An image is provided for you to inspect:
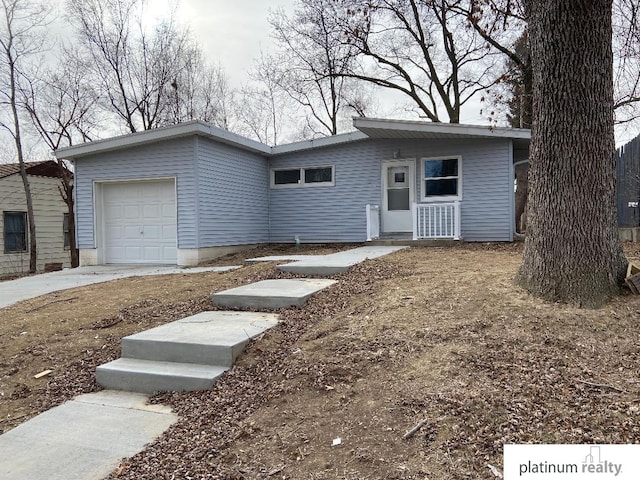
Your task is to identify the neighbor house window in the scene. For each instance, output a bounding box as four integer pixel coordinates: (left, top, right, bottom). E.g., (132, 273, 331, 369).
(4, 211, 27, 253)
(422, 157, 461, 200)
(271, 166, 334, 188)
(63, 213, 70, 249)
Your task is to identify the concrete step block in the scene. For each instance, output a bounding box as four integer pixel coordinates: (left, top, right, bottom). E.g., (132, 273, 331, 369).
(211, 278, 337, 309)
(277, 245, 407, 275)
(96, 358, 229, 393)
(277, 263, 349, 275)
(121, 311, 279, 366)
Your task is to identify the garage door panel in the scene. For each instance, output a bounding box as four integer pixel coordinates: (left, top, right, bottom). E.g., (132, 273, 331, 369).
(142, 225, 161, 240)
(105, 246, 125, 259)
(105, 227, 125, 242)
(143, 204, 161, 219)
(104, 204, 123, 218)
(125, 246, 143, 259)
(161, 204, 175, 217)
(102, 180, 177, 264)
(124, 225, 142, 240)
(142, 246, 161, 261)
(123, 205, 142, 219)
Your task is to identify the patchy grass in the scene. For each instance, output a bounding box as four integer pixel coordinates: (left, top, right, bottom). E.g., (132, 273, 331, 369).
(2, 243, 640, 479)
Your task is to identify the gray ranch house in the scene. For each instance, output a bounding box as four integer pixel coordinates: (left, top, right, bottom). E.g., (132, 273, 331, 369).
(54, 118, 531, 267)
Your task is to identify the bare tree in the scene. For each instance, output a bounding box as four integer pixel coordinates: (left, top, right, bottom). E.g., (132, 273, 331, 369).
(515, 0, 626, 307)
(67, 0, 196, 133)
(467, 0, 640, 127)
(236, 53, 292, 145)
(613, 0, 640, 126)
(0, 0, 50, 273)
(20, 51, 99, 268)
(269, 0, 365, 137)
(331, 0, 501, 123)
(165, 54, 238, 131)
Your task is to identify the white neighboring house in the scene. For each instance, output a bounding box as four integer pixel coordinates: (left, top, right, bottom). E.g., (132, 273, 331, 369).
(0, 161, 72, 277)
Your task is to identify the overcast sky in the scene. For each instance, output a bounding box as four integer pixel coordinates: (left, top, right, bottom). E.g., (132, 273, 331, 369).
(43, 0, 640, 146)
(178, 0, 296, 85)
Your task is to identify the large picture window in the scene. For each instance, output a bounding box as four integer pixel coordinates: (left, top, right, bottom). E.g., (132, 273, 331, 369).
(422, 157, 461, 200)
(4, 211, 27, 253)
(271, 166, 334, 188)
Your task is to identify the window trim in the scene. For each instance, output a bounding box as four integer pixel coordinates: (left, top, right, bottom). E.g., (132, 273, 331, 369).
(4, 211, 28, 254)
(63, 212, 70, 250)
(270, 165, 335, 189)
(420, 156, 462, 202)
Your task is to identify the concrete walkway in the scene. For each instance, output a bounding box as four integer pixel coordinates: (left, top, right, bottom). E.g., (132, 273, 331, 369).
(244, 254, 324, 263)
(0, 265, 239, 309)
(276, 245, 406, 275)
(0, 245, 407, 479)
(0, 390, 178, 480)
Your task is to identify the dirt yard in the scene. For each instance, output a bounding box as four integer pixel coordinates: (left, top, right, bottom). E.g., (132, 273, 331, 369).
(2, 243, 640, 479)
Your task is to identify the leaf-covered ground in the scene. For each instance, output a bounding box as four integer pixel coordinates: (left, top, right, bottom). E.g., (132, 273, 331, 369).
(2, 243, 640, 479)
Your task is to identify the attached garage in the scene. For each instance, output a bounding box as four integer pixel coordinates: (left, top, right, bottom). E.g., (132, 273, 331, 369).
(98, 179, 177, 264)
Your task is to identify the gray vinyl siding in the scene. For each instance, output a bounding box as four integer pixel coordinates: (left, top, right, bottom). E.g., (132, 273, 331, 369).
(73, 132, 515, 251)
(269, 138, 513, 242)
(196, 137, 269, 245)
(0, 175, 70, 276)
(74, 137, 197, 249)
(269, 140, 380, 243)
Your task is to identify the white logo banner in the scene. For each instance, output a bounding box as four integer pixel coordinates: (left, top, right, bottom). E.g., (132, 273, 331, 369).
(504, 444, 640, 479)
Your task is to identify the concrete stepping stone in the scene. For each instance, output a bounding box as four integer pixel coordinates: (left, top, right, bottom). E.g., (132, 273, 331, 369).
(96, 311, 279, 393)
(212, 278, 337, 309)
(244, 254, 323, 263)
(96, 358, 230, 393)
(121, 311, 279, 366)
(0, 390, 177, 480)
(277, 245, 406, 275)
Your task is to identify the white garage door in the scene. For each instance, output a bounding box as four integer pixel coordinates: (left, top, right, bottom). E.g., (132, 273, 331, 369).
(101, 180, 177, 264)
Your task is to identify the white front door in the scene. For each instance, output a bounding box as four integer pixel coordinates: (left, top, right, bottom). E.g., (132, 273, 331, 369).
(381, 160, 415, 233)
(100, 180, 177, 264)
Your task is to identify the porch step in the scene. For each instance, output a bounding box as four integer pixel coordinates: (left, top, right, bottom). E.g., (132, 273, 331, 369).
(121, 311, 279, 366)
(212, 278, 337, 309)
(96, 358, 229, 393)
(277, 246, 406, 275)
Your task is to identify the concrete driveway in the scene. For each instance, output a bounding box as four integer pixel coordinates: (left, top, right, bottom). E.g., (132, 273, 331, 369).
(0, 265, 239, 310)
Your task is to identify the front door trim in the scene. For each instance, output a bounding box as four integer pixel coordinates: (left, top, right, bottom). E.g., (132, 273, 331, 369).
(381, 159, 416, 233)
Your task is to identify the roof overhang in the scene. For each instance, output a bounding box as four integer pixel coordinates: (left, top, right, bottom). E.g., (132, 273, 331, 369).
(53, 117, 531, 161)
(271, 131, 368, 155)
(353, 117, 531, 142)
(54, 120, 272, 160)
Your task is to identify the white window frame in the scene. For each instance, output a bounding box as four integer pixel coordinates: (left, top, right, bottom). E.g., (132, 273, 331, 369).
(270, 165, 335, 189)
(4, 211, 28, 253)
(420, 156, 462, 202)
(63, 213, 70, 250)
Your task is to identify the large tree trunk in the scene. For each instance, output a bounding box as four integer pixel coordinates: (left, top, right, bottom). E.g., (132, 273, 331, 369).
(516, 0, 626, 307)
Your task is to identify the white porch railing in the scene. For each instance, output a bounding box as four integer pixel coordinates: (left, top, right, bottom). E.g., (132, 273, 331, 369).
(366, 204, 380, 241)
(412, 201, 461, 240)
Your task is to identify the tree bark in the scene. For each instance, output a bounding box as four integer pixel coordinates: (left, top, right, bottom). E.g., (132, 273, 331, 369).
(516, 0, 627, 307)
(57, 162, 78, 268)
